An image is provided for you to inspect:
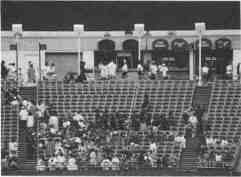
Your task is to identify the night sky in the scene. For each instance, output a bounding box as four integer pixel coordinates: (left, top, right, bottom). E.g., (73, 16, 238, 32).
(1, 1, 240, 31)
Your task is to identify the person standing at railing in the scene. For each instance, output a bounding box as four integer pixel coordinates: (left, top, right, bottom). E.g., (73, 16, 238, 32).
(27, 61, 36, 84)
(121, 59, 128, 78)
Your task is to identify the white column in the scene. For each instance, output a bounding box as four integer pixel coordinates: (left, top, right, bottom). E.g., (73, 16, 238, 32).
(189, 49, 194, 80)
(198, 34, 202, 85)
(138, 37, 141, 61)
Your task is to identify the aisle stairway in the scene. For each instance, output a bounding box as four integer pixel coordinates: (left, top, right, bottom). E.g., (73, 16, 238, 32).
(180, 137, 201, 170)
(192, 85, 212, 109)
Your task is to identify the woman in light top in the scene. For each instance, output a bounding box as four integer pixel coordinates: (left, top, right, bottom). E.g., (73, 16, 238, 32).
(121, 59, 128, 78)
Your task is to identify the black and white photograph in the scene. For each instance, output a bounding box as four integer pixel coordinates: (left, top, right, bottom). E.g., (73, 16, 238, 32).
(1, 0, 241, 176)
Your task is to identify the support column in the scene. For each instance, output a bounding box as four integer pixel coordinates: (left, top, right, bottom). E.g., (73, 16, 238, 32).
(189, 49, 194, 80)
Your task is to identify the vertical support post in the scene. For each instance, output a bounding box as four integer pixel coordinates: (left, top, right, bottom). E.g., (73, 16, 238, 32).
(16, 43, 19, 86)
(138, 37, 141, 61)
(39, 43, 41, 81)
(189, 46, 194, 80)
(77, 36, 81, 75)
(198, 34, 202, 85)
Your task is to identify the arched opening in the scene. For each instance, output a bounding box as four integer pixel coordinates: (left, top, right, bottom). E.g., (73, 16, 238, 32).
(214, 38, 232, 76)
(171, 38, 189, 68)
(152, 39, 170, 65)
(95, 39, 116, 66)
(117, 39, 138, 68)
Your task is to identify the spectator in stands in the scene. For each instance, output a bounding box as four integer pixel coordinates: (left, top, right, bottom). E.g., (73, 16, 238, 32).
(49, 111, 59, 134)
(47, 62, 56, 80)
(8, 63, 16, 80)
(225, 63, 232, 80)
(188, 113, 198, 127)
(27, 61, 36, 83)
(137, 62, 144, 79)
(27, 112, 35, 129)
(149, 61, 158, 80)
(36, 157, 47, 171)
(159, 63, 169, 80)
(9, 138, 18, 158)
(19, 105, 28, 129)
(111, 153, 120, 171)
(99, 62, 108, 79)
(55, 152, 66, 170)
(107, 60, 117, 79)
(202, 63, 210, 83)
(220, 138, 228, 147)
(89, 149, 97, 166)
(101, 157, 112, 170)
(149, 140, 157, 152)
(48, 156, 57, 171)
(8, 152, 19, 170)
(1, 60, 9, 80)
(67, 155, 78, 171)
(174, 133, 186, 149)
(121, 59, 128, 78)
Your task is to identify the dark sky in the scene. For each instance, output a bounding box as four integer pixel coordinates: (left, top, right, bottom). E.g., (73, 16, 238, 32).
(1, 1, 240, 31)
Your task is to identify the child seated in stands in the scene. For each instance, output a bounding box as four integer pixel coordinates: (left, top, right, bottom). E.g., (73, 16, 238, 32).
(101, 157, 112, 170)
(36, 157, 47, 171)
(67, 155, 78, 171)
(48, 156, 57, 171)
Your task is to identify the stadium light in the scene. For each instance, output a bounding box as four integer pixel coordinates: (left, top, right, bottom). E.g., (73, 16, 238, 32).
(195, 22, 206, 86)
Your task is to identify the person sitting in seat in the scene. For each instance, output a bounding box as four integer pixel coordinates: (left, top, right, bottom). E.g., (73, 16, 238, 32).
(225, 63, 232, 80)
(67, 155, 78, 171)
(36, 157, 47, 171)
(202, 63, 210, 82)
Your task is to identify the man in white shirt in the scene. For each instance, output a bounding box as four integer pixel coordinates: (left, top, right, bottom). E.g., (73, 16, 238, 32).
(188, 114, 198, 127)
(108, 61, 117, 79)
(149, 62, 158, 80)
(121, 59, 128, 78)
(226, 64, 232, 79)
(137, 62, 144, 79)
(149, 141, 157, 152)
(202, 64, 209, 82)
(49, 112, 59, 132)
(19, 106, 28, 129)
(112, 155, 120, 171)
(101, 158, 112, 170)
(159, 63, 168, 79)
(27, 112, 35, 128)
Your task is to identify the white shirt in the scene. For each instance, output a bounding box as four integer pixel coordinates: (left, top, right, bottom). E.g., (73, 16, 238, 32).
(73, 113, 84, 122)
(189, 115, 198, 125)
(101, 159, 112, 170)
(27, 115, 34, 128)
(150, 64, 158, 75)
(226, 65, 232, 74)
(149, 142, 157, 152)
(137, 64, 144, 72)
(9, 142, 18, 152)
(67, 158, 78, 170)
(221, 139, 228, 146)
(49, 116, 58, 129)
(206, 137, 215, 145)
(159, 65, 168, 77)
(202, 66, 209, 74)
(112, 157, 120, 170)
(122, 64, 128, 72)
(19, 109, 28, 121)
(108, 62, 117, 76)
(215, 154, 222, 162)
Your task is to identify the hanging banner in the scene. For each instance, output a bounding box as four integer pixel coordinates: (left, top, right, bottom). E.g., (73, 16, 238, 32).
(152, 39, 169, 50)
(83, 51, 94, 70)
